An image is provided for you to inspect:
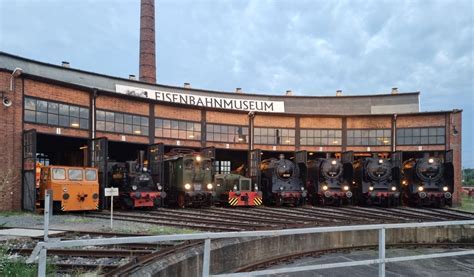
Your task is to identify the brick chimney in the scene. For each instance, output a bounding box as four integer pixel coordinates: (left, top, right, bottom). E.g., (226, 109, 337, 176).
(139, 0, 156, 83)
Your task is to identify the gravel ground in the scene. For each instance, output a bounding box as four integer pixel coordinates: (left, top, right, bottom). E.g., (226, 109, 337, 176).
(0, 212, 194, 235)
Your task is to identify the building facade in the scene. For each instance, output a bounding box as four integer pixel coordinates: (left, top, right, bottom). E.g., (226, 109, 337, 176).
(0, 52, 462, 211)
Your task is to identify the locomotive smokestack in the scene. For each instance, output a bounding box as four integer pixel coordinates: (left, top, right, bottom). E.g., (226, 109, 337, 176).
(139, 0, 156, 83)
(138, 150, 145, 171)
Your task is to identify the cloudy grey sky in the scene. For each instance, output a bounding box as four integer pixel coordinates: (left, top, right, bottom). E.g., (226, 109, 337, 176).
(1, 0, 473, 166)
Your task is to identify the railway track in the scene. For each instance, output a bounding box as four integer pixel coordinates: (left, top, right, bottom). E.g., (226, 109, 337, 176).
(231, 242, 474, 273)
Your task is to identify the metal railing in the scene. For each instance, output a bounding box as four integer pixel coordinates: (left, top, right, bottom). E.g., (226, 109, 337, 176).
(28, 220, 474, 277)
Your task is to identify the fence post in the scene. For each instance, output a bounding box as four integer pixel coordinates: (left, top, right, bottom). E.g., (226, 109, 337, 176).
(378, 227, 386, 277)
(44, 189, 52, 242)
(38, 247, 47, 277)
(202, 239, 211, 277)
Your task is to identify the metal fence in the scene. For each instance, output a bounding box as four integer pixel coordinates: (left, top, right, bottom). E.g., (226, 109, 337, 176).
(28, 220, 474, 277)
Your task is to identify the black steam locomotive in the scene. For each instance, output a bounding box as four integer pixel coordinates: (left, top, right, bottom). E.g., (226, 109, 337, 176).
(109, 151, 165, 209)
(353, 153, 401, 206)
(402, 152, 453, 207)
(307, 154, 353, 206)
(260, 154, 306, 206)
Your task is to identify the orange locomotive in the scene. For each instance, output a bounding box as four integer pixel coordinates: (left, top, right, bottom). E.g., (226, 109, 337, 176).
(37, 165, 100, 211)
(214, 173, 262, 207)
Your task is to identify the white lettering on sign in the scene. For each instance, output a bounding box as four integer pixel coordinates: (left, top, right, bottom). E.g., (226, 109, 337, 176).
(115, 84, 285, 113)
(104, 187, 119, 197)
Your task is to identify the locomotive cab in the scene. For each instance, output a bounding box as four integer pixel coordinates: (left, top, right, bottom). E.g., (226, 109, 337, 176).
(37, 166, 99, 212)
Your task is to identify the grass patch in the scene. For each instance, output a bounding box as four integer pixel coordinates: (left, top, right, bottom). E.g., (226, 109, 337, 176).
(457, 194, 474, 212)
(63, 216, 94, 224)
(100, 225, 196, 235)
(0, 246, 55, 276)
(0, 211, 28, 217)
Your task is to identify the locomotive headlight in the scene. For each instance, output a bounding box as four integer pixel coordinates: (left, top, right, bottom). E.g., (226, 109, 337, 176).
(391, 186, 397, 191)
(301, 187, 305, 191)
(157, 185, 163, 191)
(428, 158, 434, 164)
(369, 186, 374, 191)
(233, 185, 238, 191)
(343, 185, 349, 191)
(402, 180, 407, 185)
(443, 186, 448, 192)
(132, 185, 138, 191)
(418, 186, 424, 192)
(143, 167, 148, 172)
(185, 183, 191, 190)
(322, 185, 328, 191)
(254, 185, 258, 191)
(279, 186, 284, 191)
(378, 159, 383, 164)
(196, 156, 201, 162)
(207, 183, 213, 190)
(331, 160, 337, 165)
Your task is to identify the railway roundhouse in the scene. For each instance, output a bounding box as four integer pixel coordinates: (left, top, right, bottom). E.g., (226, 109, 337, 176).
(0, 51, 462, 211)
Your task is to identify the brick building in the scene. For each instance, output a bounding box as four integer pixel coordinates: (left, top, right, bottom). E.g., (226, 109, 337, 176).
(0, 51, 462, 211)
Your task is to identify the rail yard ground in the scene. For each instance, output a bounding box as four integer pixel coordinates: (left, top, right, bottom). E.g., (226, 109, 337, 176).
(1, 202, 474, 276)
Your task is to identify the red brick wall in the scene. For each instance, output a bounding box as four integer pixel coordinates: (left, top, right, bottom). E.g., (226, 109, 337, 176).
(0, 72, 23, 211)
(97, 95, 148, 116)
(24, 79, 89, 106)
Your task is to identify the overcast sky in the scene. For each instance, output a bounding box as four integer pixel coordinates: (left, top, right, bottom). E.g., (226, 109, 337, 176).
(1, 0, 473, 166)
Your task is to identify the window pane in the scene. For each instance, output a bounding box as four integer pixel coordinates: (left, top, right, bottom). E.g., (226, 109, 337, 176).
(421, 136, 428, 144)
(376, 130, 383, 137)
(171, 120, 178, 129)
(37, 100, 47, 112)
(141, 126, 149, 136)
(420, 128, 428, 136)
(163, 119, 170, 128)
(437, 136, 445, 144)
(124, 115, 133, 124)
(115, 113, 124, 123)
(437, 128, 445, 135)
(412, 136, 420, 144)
(85, 169, 97, 181)
(70, 106, 79, 117)
(396, 129, 404, 137)
(413, 128, 420, 136)
(141, 117, 149, 126)
(429, 136, 436, 144)
(124, 124, 132, 134)
(96, 110, 105, 121)
(106, 122, 114, 132)
(429, 128, 437, 136)
(70, 117, 80, 128)
(25, 110, 35, 122)
(115, 123, 123, 133)
(405, 129, 413, 136)
(80, 119, 88, 129)
(48, 114, 58, 125)
(59, 104, 69, 115)
(155, 119, 162, 128)
(52, 168, 66, 180)
(106, 111, 115, 122)
(195, 123, 201, 131)
(80, 108, 89, 119)
(68, 169, 83, 181)
(133, 115, 141, 125)
(25, 98, 36, 110)
(361, 130, 368, 137)
(59, 115, 69, 127)
(96, 121, 105, 131)
(36, 112, 47, 124)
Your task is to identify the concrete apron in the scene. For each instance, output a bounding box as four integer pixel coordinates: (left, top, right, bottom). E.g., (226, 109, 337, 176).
(130, 225, 474, 277)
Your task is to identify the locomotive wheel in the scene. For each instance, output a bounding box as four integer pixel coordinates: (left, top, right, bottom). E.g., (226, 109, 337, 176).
(177, 193, 186, 208)
(275, 196, 283, 207)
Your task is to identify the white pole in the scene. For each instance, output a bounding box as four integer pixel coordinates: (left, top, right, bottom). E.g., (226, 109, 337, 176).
(110, 195, 113, 230)
(43, 190, 50, 242)
(38, 248, 47, 277)
(202, 238, 211, 277)
(378, 228, 386, 277)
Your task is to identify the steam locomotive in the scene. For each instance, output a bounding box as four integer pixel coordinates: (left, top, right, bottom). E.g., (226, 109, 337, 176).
(307, 154, 353, 206)
(353, 154, 401, 206)
(109, 151, 165, 209)
(260, 154, 306, 206)
(163, 148, 215, 208)
(402, 152, 453, 207)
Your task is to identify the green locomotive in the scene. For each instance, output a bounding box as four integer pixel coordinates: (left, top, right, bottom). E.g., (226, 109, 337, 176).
(163, 148, 215, 208)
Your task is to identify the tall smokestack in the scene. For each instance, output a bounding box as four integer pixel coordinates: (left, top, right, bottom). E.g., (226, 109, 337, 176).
(139, 0, 156, 83)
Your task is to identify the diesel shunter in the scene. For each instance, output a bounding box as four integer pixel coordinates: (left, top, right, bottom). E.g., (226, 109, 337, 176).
(214, 173, 262, 207)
